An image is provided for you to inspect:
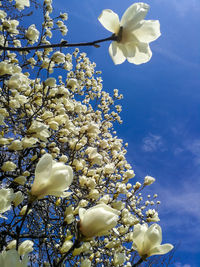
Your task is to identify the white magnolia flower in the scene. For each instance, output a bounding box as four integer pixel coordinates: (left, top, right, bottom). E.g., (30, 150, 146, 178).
(31, 154, 73, 199)
(1, 161, 17, 172)
(59, 240, 73, 254)
(6, 240, 17, 250)
(132, 223, 173, 259)
(113, 252, 126, 266)
(25, 24, 39, 44)
(2, 19, 19, 35)
(79, 204, 120, 237)
(98, 3, 161, 65)
(15, 0, 30, 10)
(21, 137, 38, 148)
(51, 51, 65, 64)
(45, 77, 56, 87)
(13, 191, 24, 207)
(146, 209, 160, 222)
(18, 240, 34, 256)
(14, 176, 26, 185)
(0, 249, 29, 267)
(81, 258, 91, 267)
(144, 175, 155, 186)
(27, 121, 50, 141)
(0, 114, 7, 126)
(0, 61, 13, 76)
(6, 240, 33, 256)
(0, 188, 14, 218)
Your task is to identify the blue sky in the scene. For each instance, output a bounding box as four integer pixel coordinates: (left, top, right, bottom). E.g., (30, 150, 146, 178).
(52, 0, 200, 265)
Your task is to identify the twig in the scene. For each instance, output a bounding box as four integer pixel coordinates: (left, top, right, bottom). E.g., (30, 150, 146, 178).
(0, 34, 118, 52)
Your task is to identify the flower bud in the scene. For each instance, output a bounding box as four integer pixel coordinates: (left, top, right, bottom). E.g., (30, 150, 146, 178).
(1, 161, 17, 172)
(13, 191, 24, 207)
(6, 240, 16, 250)
(31, 154, 73, 199)
(132, 223, 173, 259)
(144, 176, 156, 186)
(59, 240, 73, 254)
(79, 204, 120, 238)
(18, 240, 34, 255)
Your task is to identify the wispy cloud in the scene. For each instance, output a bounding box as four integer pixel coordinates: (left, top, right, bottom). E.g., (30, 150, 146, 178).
(142, 133, 165, 152)
(174, 263, 191, 267)
(154, 0, 200, 16)
(156, 182, 200, 252)
(171, 0, 200, 17)
(154, 46, 200, 69)
(185, 139, 200, 165)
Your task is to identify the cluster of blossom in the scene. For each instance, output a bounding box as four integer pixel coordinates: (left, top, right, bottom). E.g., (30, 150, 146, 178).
(0, 0, 173, 266)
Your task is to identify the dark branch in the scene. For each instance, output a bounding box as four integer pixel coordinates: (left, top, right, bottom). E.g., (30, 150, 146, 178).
(0, 34, 118, 52)
(132, 257, 144, 267)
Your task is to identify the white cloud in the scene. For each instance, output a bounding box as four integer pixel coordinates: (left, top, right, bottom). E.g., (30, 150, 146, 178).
(174, 263, 191, 267)
(185, 139, 200, 165)
(142, 133, 165, 152)
(172, 0, 200, 16)
(155, 182, 200, 252)
(155, 0, 200, 16)
(154, 46, 200, 69)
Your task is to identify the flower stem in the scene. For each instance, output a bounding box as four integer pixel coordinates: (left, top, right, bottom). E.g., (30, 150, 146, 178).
(132, 257, 144, 267)
(0, 35, 117, 52)
(16, 202, 32, 250)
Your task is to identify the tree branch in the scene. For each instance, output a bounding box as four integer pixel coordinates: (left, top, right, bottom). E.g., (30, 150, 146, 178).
(132, 257, 144, 267)
(0, 34, 118, 52)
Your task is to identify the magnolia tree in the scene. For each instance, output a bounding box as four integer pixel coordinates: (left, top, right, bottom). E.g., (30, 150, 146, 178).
(0, 0, 174, 266)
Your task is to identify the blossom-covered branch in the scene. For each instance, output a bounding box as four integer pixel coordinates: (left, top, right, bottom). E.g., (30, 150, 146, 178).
(0, 0, 174, 266)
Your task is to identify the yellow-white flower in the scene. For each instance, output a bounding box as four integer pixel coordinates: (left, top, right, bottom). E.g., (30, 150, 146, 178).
(13, 191, 24, 207)
(25, 24, 39, 44)
(144, 175, 156, 186)
(0, 250, 29, 267)
(6, 240, 34, 256)
(18, 240, 34, 256)
(15, 0, 30, 10)
(98, 3, 161, 65)
(132, 223, 173, 259)
(0, 188, 14, 218)
(79, 204, 120, 237)
(31, 154, 73, 199)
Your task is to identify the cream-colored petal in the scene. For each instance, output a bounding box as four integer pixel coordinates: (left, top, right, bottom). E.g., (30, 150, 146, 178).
(122, 43, 136, 58)
(109, 42, 126, 65)
(121, 3, 149, 28)
(127, 42, 152, 65)
(98, 9, 120, 34)
(143, 224, 162, 253)
(35, 154, 52, 181)
(51, 165, 73, 188)
(133, 20, 161, 43)
(148, 244, 174, 257)
(50, 171, 70, 189)
(132, 224, 148, 252)
(79, 208, 87, 221)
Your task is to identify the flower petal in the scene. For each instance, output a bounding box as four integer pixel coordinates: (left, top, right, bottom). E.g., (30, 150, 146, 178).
(98, 9, 120, 34)
(121, 3, 149, 29)
(133, 20, 161, 43)
(109, 42, 126, 65)
(35, 154, 52, 181)
(47, 170, 71, 190)
(148, 244, 174, 257)
(79, 208, 87, 221)
(127, 42, 152, 65)
(143, 224, 162, 253)
(132, 223, 148, 252)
